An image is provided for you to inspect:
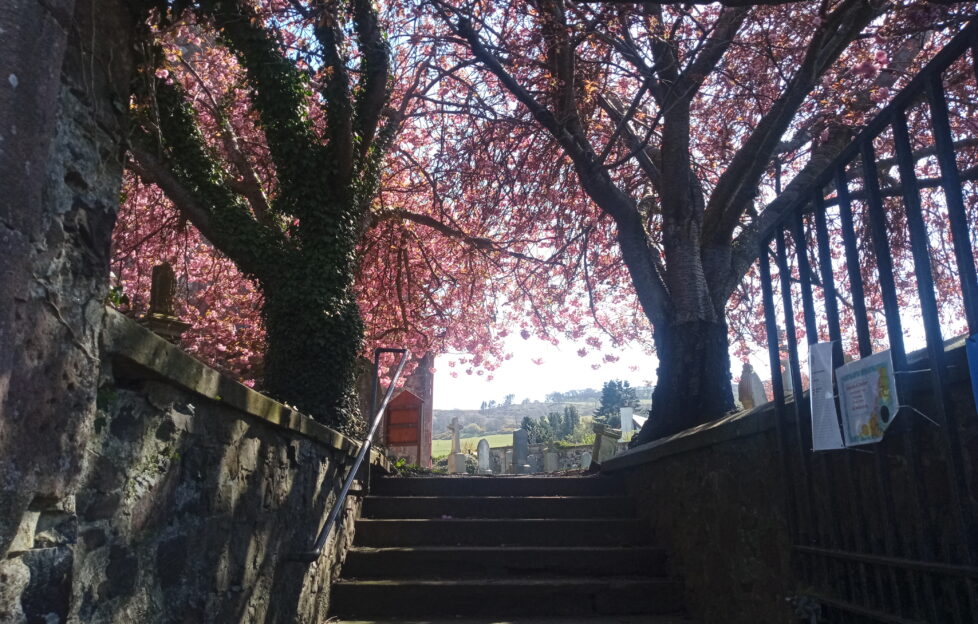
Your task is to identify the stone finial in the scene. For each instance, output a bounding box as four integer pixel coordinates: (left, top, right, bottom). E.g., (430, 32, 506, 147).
(140, 263, 190, 342)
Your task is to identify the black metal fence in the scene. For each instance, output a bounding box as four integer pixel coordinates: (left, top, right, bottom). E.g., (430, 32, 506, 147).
(756, 20, 978, 623)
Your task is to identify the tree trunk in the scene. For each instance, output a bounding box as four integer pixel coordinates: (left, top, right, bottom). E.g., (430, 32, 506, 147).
(633, 319, 735, 445)
(261, 278, 365, 434)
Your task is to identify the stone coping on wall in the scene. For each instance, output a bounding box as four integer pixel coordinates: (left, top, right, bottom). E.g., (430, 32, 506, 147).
(602, 336, 971, 475)
(102, 307, 391, 472)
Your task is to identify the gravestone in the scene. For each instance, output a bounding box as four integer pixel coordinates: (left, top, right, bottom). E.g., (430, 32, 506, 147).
(503, 449, 513, 474)
(589, 423, 622, 470)
(543, 451, 559, 473)
(580, 451, 592, 470)
(447, 417, 467, 474)
(738, 362, 767, 410)
(477, 439, 492, 474)
(139, 263, 190, 342)
(513, 429, 531, 474)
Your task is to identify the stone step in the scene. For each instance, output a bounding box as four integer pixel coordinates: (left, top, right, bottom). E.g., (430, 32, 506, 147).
(329, 618, 697, 624)
(353, 518, 652, 548)
(341, 545, 667, 579)
(329, 577, 685, 618)
(370, 476, 622, 498)
(361, 496, 636, 519)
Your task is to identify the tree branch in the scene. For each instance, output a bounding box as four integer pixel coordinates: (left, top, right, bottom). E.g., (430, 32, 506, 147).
(351, 0, 389, 160)
(702, 0, 880, 249)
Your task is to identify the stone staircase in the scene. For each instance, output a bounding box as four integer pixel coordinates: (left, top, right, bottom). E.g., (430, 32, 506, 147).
(328, 475, 691, 623)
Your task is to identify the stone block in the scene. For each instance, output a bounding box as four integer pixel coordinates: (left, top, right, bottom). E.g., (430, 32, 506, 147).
(7, 511, 39, 554)
(0, 557, 30, 624)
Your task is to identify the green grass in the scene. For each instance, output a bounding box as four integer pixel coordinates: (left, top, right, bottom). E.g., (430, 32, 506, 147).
(432, 433, 515, 458)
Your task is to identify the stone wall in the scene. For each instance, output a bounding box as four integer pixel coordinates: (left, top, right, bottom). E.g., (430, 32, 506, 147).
(0, 0, 136, 560)
(487, 442, 624, 473)
(602, 339, 978, 624)
(604, 406, 794, 624)
(0, 310, 387, 624)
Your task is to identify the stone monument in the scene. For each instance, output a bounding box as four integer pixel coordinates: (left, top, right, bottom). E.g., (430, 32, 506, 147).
(580, 451, 592, 470)
(588, 423, 622, 471)
(477, 439, 492, 475)
(513, 429, 531, 474)
(139, 263, 190, 342)
(503, 449, 513, 474)
(447, 417, 467, 474)
(738, 362, 767, 410)
(543, 451, 559, 473)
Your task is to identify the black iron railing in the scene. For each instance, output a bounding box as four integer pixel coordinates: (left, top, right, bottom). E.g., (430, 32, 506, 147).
(756, 20, 978, 623)
(295, 347, 409, 563)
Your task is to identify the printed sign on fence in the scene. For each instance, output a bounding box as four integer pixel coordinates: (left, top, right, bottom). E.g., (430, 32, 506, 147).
(967, 334, 978, 416)
(837, 350, 899, 446)
(809, 342, 844, 450)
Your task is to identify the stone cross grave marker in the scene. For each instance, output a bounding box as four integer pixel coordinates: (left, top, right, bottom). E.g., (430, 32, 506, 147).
(513, 429, 531, 474)
(477, 439, 492, 474)
(447, 417, 466, 474)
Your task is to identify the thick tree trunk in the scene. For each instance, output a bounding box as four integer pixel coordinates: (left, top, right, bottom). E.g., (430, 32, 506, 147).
(633, 318, 735, 445)
(261, 279, 365, 434)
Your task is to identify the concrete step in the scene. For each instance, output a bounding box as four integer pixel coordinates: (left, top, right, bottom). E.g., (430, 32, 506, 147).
(353, 518, 653, 548)
(328, 618, 697, 624)
(362, 496, 636, 519)
(329, 577, 685, 618)
(341, 546, 667, 579)
(371, 476, 623, 498)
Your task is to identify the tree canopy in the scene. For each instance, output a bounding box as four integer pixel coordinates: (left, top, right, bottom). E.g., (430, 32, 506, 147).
(112, 0, 978, 437)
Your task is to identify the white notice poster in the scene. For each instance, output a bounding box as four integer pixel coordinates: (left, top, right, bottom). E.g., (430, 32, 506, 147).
(837, 350, 899, 446)
(809, 342, 844, 450)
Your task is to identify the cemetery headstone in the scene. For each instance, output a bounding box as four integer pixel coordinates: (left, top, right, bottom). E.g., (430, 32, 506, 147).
(543, 451, 559, 473)
(513, 429, 531, 474)
(589, 423, 622, 470)
(503, 449, 513, 474)
(477, 439, 492, 474)
(580, 451, 592, 470)
(447, 417, 466, 474)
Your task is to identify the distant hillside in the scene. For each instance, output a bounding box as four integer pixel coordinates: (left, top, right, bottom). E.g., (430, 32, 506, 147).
(433, 398, 652, 438)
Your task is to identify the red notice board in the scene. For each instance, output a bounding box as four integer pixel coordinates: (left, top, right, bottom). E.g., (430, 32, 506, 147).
(385, 390, 423, 462)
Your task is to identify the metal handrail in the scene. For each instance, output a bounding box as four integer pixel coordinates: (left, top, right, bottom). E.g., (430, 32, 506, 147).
(294, 347, 410, 563)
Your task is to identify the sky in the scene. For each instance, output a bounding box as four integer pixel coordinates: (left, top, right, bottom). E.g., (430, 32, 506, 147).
(432, 329, 782, 411)
(433, 334, 658, 410)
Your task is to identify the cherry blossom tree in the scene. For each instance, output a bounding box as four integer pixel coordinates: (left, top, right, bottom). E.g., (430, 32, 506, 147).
(422, 0, 976, 442)
(115, 0, 976, 442)
(126, 0, 404, 430)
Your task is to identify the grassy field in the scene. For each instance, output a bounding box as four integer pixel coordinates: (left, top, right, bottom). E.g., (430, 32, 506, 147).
(432, 433, 515, 458)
